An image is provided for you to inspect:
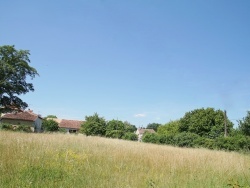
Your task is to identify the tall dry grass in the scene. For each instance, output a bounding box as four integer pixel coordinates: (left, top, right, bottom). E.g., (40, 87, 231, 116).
(0, 131, 249, 187)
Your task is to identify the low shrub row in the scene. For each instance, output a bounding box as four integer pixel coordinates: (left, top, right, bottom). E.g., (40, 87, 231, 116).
(0, 123, 32, 133)
(142, 132, 250, 152)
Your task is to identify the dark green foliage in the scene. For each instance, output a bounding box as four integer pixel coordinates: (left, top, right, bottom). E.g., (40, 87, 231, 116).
(0, 45, 38, 113)
(81, 113, 106, 136)
(238, 111, 250, 136)
(58, 128, 67, 133)
(142, 132, 159, 144)
(0, 123, 31, 132)
(106, 130, 124, 139)
(0, 123, 13, 130)
(146, 123, 161, 131)
(173, 132, 200, 147)
(158, 134, 175, 145)
(122, 132, 138, 141)
(106, 120, 125, 138)
(42, 119, 59, 132)
(46, 115, 57, 119)
(179, 108, 233, 138)
(16, 124, 32, 132)
(124, 121, 137, 133)
(213, 135, 250, 151)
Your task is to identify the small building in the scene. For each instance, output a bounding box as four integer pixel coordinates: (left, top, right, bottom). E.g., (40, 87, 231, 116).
(1, 110, 43, 132)
(48, 118, 84, 133)
(59, 119, 84, 133)
(135, 128, 156, 141)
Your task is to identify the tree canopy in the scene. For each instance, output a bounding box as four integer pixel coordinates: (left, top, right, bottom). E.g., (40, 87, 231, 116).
(0, 45, 38, 113)
(105, 120, 125, 138)
(157, 120, 180, 136)
(146, 123, 161, 131)
(46, 115, 58, 119)
(238, 111, 250, 136)
(179, 108, 233, 138)
(42, 119, 59, 132)
(80, 113, 106, 136)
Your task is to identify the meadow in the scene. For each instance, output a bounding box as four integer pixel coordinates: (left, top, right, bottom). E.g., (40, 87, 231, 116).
(0, 131, 250, 188)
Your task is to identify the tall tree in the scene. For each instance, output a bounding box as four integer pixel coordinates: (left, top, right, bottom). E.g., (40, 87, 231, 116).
(42, 119, 59, 132)
(238, 111, 250, 136)
(0, 45, 38, 113)
(80, 113, 106, 136)
(179, 108, 233, 138)
(105, 120, 125, 138)
(46, 115, 58, 119)
(146, 123, 161, 131)
(157, 120, 180, 136)
(124, 121, 137, 132)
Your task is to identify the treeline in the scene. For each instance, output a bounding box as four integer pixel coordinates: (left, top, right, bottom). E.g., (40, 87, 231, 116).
(2, 107, 250, 152)
(142, 108, 250, 152)
(41, 113, 138, 141)
(79, 113, 138, 141)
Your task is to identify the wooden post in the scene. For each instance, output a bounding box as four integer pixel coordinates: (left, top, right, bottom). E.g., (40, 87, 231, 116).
(224, 110, 228, 137)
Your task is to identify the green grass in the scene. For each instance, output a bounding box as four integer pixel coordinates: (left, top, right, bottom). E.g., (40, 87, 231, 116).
(0, 131, 250, 187)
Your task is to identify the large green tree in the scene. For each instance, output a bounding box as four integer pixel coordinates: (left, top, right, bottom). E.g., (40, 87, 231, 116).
(0, 45, 38, 113)
(42, 119, 59, 132)
(179, 108, 233, 138)
(157, 120, 180, 136)
(105, 120, 125, 138)
(123, 121, 137, 133)
(81, 113, 106, 136)
(238, 111, 250, 136)
(146, 123, 161, 131)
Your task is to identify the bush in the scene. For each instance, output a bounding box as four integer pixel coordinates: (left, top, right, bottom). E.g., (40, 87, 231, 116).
(122, 132, 138, 141)
(193, 137, 215, 149)
(58, 128, 67, 133)
(42, 119, 59, 132)
(158, 134, 175, 145)
(142, 133, 159, 144)
(16, 124, 32, 133)
(173, 132, 200, 147)
(214, 136, 250, 151)
(106, 130, 124, 139)
(0, 123, 13, 130)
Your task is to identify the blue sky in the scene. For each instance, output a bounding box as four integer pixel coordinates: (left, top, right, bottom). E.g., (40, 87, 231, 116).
(1, 0, 250, 127)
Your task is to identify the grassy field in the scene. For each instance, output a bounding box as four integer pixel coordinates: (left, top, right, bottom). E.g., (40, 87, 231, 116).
(0, 131, 250, 188)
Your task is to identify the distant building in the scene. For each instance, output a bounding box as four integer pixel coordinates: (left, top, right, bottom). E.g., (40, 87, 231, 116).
(1, 110, 43, 132)
(135, 128, 155, 141)
(48, 118, 84, 133)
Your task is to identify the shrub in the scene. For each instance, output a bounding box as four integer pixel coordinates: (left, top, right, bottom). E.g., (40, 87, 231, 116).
(58, 128, 67, 133)
(16, 124, 32, 133)
(158, 134, 175, 145)
(0, 123, 13, 130)
(142, 133, 159, 144)
(214, 136, 250, 151)
(122, 132, 138, 141)
(42, 119, 59, 132)
(106, 130, 124, 139)
(173, 132, 200, 147)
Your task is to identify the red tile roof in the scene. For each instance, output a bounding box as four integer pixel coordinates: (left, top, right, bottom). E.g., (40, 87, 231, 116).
(1, 111, 42, 122)
(59, 119, 84, 129)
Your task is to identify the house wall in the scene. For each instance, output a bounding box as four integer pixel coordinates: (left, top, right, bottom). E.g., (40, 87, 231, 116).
(1, 119, 35, 131)
(1, 118, 43, 132)
(34, 118, 43, 132)
(1, 119, 34, 127)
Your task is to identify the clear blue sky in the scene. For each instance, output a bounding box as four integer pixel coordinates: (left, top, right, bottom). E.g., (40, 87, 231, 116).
(1, 0, 250, 127)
